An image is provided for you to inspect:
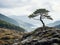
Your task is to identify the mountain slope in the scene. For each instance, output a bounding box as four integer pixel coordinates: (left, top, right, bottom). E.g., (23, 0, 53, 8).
(55, 25, 60, 28)
(0, 14, 19, 26)
(10, 15, 36, 32)
(0, 28, 24, 45)
(48, 20, 60, 27)
(47, 20, 60, 29)
(10, 15, 41, 27)
(0, 19, 25, 32)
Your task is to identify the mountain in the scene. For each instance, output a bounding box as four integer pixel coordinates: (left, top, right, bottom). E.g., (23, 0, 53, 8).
(0, 14, 19, 26)
(10, 15, 41, 27)
(54, 21, 60, 28)
(48, 20, 60, 28)
(0, 19, 25, 32)
(10, 15, 37, 32)
(55, 25, 60, 28)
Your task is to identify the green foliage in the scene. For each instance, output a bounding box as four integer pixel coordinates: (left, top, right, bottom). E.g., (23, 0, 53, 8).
(28, 14, 36, 18)
(0, 19, 25, 32)
(28, 9, 50, 18)
(33, 9, 49, 14)
(28, 8, 53, 20)
(28, 8, 53, 30)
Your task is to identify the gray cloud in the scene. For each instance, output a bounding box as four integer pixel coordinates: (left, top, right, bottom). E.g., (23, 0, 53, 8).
(0, 0, 60, 21)
(0, 0, 31, 8)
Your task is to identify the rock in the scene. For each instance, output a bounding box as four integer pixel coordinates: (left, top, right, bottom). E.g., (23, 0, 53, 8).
(21, 27, 60, 45)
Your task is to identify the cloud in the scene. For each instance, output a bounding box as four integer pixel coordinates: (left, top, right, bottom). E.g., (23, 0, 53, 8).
(0, 0, 31, 8)
(0, 0, 60, 21)
(0, 5, 34, 16)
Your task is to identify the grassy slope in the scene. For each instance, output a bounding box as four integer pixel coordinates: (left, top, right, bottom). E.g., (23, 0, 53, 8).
(0, 28, 24, 44)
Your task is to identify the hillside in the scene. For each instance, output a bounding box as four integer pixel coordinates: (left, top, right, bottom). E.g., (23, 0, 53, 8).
(0, 14, 19, 26)
(0, 25, 60, 45)
(47, 20, 60, 29)
(0, 19, 25, 32)
(0, 28, 24, 45)
(0, 18, 25, 45)
(55, 25, 60, 28)
(48, 20, 60, 27)
(20, 27, 60, 45)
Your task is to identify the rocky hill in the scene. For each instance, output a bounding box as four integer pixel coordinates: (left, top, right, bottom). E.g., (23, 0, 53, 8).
(21, 27, 60, 45)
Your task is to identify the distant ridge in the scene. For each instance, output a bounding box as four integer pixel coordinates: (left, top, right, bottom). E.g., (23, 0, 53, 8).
(48, 20, 60, 28)
(0, 14, 19, 26)
(0, 19, 25, 32)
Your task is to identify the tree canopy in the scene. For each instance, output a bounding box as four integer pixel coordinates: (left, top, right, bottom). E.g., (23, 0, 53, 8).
(28, 9, 53, 20)
(28, 8, 53, 30)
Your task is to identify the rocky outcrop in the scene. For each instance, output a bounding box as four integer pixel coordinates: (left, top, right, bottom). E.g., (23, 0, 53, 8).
(21, 27, 60, 45)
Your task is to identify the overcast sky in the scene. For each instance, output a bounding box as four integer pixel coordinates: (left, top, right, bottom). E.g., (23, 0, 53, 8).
(0, 0, 60, 21)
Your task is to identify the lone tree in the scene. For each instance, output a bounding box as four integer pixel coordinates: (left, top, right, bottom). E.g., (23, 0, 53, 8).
(28, 9, 53, 30)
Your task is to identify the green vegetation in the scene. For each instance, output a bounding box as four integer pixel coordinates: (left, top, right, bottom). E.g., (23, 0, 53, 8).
(0, 14, 19, 26)
(0, 19, 25, 32)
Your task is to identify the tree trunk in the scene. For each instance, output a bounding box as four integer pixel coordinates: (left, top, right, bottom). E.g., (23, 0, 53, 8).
(40, 15, 45, 30)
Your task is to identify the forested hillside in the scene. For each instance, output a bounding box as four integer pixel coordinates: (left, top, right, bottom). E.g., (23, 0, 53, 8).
(0, 14, 19, 26)
(0, 19, 25, 32)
